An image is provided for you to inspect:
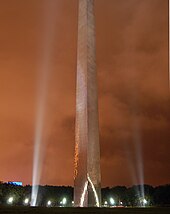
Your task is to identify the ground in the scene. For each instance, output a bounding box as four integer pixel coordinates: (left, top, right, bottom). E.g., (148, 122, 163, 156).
(0, 207, 170, 214)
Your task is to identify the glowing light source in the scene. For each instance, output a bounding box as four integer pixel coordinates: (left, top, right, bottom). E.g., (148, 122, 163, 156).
(47, 200, 52, 206)
(110, 197, 115, 206)
(62, 197, 67, 205)
(104, 201, 108, 206)
(24, 198, 29, 205)
(31, 189, 38, 206)
(8, 197, 14, 204)
(143, 199, 147, 205)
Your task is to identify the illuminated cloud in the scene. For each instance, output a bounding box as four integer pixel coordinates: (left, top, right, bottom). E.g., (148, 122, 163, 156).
(0, 0, 169, 186)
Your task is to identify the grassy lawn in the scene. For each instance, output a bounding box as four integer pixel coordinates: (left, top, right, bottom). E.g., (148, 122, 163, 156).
(0, 207, 170, 214)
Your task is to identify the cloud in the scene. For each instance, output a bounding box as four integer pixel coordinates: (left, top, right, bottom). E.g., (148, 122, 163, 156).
(0, 0, 169, 186)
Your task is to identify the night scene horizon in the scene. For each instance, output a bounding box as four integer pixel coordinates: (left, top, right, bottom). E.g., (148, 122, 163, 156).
(0, 0, 169, 190)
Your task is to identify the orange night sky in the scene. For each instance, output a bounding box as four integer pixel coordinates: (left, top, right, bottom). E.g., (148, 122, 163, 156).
(0, 0, 169, 187)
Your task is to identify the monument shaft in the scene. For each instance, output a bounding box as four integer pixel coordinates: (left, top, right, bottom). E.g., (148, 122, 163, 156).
(74, 0, 101, 207)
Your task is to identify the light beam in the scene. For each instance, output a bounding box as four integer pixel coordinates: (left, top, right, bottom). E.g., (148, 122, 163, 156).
(31, 1, 58, 206)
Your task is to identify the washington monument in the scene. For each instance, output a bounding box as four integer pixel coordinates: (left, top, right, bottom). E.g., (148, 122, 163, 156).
(74, 0, 101, 207)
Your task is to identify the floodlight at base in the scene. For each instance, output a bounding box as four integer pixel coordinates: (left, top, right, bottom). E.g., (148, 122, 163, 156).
(47, 200, 52, 206)
(110, 198, 115, 206)
(24, 198, 29, 205)
(62, 197, 67, 205)
(8, 197, 14, 204)
(143, 199, 147, 205)
(104, 201, 108, 206)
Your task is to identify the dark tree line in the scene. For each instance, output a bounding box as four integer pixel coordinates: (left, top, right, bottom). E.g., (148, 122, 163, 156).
(0, 182, 170, 206)
(102, 185, 170, 206)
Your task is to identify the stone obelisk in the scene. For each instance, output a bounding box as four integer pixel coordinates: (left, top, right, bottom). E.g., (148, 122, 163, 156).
(74, 0, 101, 207)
